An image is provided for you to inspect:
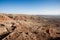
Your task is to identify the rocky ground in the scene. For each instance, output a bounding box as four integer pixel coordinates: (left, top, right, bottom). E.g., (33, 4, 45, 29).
(0, 14, 60, 40)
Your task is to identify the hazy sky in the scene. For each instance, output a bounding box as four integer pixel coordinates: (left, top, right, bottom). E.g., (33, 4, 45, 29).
(0, 0, 60, 15)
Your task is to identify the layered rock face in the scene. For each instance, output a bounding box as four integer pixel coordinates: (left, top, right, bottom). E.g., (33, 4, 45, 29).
(0, 14, 60, 40)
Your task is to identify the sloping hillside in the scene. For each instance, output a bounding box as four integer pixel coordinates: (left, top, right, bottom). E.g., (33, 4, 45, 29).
(0, 14, 60, 40)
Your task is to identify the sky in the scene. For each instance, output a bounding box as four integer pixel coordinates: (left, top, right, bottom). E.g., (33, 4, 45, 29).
(0, 0, 60, 15)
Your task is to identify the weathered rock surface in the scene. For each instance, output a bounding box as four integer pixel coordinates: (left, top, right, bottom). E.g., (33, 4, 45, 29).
(0, 14, 60, 40)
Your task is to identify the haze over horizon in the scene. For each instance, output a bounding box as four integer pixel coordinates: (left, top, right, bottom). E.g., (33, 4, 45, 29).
(0, 0, 60, 15)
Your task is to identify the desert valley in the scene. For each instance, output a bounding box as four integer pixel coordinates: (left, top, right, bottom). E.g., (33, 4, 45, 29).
(0, 13, 60, 40)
